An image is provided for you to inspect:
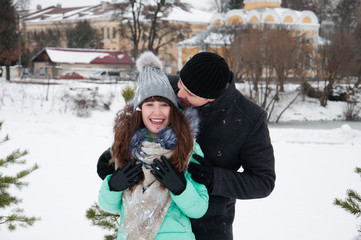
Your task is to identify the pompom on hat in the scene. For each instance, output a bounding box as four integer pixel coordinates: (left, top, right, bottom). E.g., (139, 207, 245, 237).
(180, 52, 232, 99)
(133, 51, 178, 109)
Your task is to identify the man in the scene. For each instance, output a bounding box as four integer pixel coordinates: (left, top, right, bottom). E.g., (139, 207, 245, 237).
(97, 52, 276, 240)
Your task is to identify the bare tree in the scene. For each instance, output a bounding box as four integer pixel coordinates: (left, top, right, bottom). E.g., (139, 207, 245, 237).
(267, 27, 299, 93)
(317, 30, 357, 106)
(353, 3, 361, 87)
(229, 25, 311, 121)
(115, 0, 190, 60)
(30, 29, 61, 55)
(335, 0, 359, 31)
(230, 26, 277, 109)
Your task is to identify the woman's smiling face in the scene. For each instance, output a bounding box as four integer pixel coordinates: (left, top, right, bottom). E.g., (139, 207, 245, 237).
(141, 100, 171, 134)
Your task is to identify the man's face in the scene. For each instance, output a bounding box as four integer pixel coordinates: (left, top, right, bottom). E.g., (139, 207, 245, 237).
(177, 79, 214, 107)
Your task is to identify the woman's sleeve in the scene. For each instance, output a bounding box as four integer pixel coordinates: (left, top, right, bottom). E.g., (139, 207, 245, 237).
(98, 174, 123, 214)
(170, 142, 209, 219)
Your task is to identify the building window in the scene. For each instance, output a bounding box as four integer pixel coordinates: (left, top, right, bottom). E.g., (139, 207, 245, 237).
(107, 28, 110, 39)
(306, 38, 311, 45)
(112, 27, 116, 39)
(101, 28, 104, 39)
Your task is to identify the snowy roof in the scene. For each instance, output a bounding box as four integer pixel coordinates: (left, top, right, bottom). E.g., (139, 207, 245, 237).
(31, 48, 133, 65)
(21, 1, 213, 24)
(177, 29, 233, 47)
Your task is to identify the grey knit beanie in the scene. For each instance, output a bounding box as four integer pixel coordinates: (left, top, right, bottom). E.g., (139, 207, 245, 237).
(133, 51, 178, 109)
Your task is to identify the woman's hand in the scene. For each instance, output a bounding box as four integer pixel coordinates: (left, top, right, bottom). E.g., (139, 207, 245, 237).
(150, 156, 186, 195)
(108, 159, 144, 191)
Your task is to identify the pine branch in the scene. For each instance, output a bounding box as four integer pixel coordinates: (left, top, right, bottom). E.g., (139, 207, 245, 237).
(0, 149, 28, 167)
(86, 202, 119, 239)
(0, 191, 21, 208)
(0, 134, 9, 144)
(0, 208, 40, 231)
(333, 166, 361, 232)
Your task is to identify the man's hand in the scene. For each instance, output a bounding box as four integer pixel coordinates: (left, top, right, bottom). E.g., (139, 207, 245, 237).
(188, 154, 214, 191)
(108, 159, 144, 191)
(150, 156, 186, 195)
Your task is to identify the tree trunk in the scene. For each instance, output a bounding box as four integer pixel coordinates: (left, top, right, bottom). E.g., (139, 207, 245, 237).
(6, 65, 10, 81)
(355, 75, 361, 88)
(320, 81, 333, 107)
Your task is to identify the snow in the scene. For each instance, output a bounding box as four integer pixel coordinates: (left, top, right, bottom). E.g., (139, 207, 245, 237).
(165, 6, 213, 24)
(1, 79, 361, 240)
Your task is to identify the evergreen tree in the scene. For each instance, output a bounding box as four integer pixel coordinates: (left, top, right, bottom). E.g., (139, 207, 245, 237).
(228, 0, 244, 10)
(334, 166, 361, 232)
(0, 0, 19, 81)
(66, 20, 103, 49)
(0, 121, 40, 231)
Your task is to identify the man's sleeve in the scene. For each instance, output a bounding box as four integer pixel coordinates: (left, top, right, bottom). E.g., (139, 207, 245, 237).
(97, 148, 115, 180)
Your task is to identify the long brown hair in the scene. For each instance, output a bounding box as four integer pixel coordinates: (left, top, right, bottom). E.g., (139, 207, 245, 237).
(111, 96, 193, 172)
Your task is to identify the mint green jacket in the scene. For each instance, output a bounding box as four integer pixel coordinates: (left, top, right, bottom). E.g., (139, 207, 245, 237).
(98, 142, 209, 240)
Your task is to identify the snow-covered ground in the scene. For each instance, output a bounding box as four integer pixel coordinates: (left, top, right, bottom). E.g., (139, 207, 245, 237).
(1, 79, 360, 240)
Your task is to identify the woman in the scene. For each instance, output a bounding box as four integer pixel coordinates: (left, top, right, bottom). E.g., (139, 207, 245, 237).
(98, 51, 209, 240)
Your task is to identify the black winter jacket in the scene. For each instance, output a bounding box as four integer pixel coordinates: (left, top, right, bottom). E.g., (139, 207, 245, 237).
(97, 75, 275, 240)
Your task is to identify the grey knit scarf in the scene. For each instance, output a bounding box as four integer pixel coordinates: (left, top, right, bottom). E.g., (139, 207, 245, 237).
(121, 141, 173, 240)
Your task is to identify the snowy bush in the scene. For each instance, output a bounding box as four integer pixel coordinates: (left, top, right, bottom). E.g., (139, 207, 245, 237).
(342, 86, 361, 121)
(329, 85, 349, 102)
(344, 101, 361, 121)
(62, 87, 114, 117)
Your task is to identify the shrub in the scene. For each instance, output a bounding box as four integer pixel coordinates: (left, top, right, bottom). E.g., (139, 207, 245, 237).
(121, 86, 135, 104)
(344, 101, 361, 121)
(62, 87, 113, 117)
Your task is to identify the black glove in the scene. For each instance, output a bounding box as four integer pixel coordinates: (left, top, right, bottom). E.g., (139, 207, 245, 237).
(108, 159, 144, 191)
(150, 156, 186, 195)
(188, 154, 214, 191)
(97, 148, 115, 180)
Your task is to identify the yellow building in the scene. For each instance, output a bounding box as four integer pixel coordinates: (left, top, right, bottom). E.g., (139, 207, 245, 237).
(177, 0, 320, 74)
(20, 2, 211, 74)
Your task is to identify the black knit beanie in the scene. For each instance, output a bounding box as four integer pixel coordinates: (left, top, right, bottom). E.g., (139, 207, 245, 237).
(179, 52, 231, 99)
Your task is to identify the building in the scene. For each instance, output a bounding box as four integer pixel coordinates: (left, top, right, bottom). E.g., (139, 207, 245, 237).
(177, 0, 320, 73)
(31, 48, 133, 79)
(20, 1, 212, 74)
